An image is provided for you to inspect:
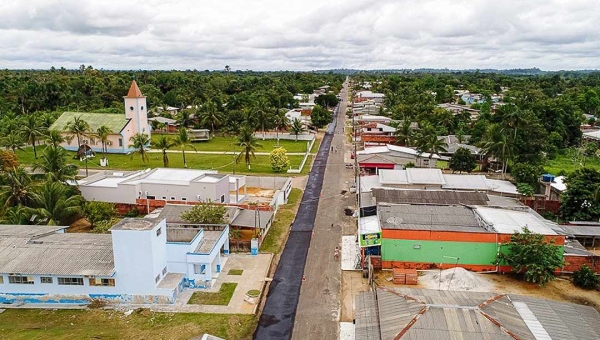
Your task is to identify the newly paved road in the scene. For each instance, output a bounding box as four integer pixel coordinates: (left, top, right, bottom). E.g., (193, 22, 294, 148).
(254, 81, 348, 339)
(291, 83, 349, 340)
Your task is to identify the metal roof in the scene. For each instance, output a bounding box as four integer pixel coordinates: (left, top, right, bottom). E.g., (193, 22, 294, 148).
(475, 206, 557, 235)
(378, 204, 485, 232)
(378, 169, 446, 185)
(230, 209, 274, 229)
(0, 227, 114, 276)
(50, 111, 130, 134)
(442, 174, 489, 190)
(560, 224, 600, 237)
(356, 288, 600, 340)
(372, 188, 489, 206)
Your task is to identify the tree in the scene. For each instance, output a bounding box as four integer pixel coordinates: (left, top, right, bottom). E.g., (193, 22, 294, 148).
(129, 133, 150, 164)
(177, 109, 195, 128)
(290, 118, 305, 141)
(559, 168, 600, 221)
(481, 124, 514, 177)
(236, 125, 262, 169)
(511, 163, 543, 187)
(315, 93, 339, 109)
(310, 105, 332, 129)
(152, 135, 175, 167)
(95, 125, 112, 162)
(181, 202, 228, 224)
(270, 147, 290, 172)
(30, 181, 84, 225)
(44, 130, 65, 149)
(582, 142, 598, 167)
(495, 227, 564, 286)
(199, 99, 223, 137)
(0, 167, 34, 207)
(446, 148, 474, 173)
(1, 133, 25, 153)
(20, 114, 44, 159)
(173, 128, 196, 168)
(516, 183, 535, 198)
(573, 264, 600, 289)
(254, 97, 272, 139)
(65, 116, 90, 156)
(84, 201, 116, 229)
(0, 205, 32, 225)
(272, 109, 289, 146)
(394, 119, 414, 146)
(0, 150, 19, 172)
(32, 146, 78, 183)
(415, 124, 447, 167)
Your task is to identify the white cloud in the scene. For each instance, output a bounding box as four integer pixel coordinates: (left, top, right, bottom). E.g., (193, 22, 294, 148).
(0, 0, 599, 70)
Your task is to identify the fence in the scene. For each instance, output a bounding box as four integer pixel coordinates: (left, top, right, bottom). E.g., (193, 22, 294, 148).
(287, 136, 316, 173)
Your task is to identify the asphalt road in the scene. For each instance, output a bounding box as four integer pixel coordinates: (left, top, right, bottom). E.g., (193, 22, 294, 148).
(254, 81, 349, 340)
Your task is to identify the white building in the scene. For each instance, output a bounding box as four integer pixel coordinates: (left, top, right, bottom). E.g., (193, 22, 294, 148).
(0, 219, 229, 305)
(356, 90, 385, 104)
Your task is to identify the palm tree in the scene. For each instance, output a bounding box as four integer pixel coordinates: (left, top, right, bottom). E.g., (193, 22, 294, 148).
(129, 133, 151, 163)
(290, 118, 305, 141)
(273, 109, 289, 146)
(0, 167, 34, 207)
(177, 109, 195, 128)
(395, 119, 414, 146)
(96, 125, 112, 162)
(152, 135, 175, 167)
(254, 97, 272, 139)
(481, 124, 514, 178)
(236, 125, 262, 169)
(416, 132, 448, 168)
(44, 130, 65, 149)
(0, 205, 32, 225)
(30, 181, 84, 225)
(173, 128, 196, 168)
(32, 146, 78, 183)
(498, 104, 526, 139)
(65, 116, 90, 156)
(20, 114, 44, 159)
(199, 100, 223, 137)
(1, 134, 25, 153)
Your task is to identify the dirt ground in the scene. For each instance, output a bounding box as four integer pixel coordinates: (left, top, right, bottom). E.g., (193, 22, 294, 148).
(340, 271, 371, 322)
(67, 218, 91, 233)
(245, 187, 276, 198)
(370, 269, 600, 312)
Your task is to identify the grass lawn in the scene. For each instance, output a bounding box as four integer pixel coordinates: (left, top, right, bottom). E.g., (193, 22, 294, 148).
(228, 269, 244, 275)
(544, 149, 600, 175)
(16, 148, 307, 175)
(188, 282, 237, 306)
(0, 308, 256, 340)
(151, 134, 313, 153)
(261, 188, 303, 254)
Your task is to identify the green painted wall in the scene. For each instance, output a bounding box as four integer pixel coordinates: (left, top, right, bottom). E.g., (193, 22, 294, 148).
(381, 239, 499, 265)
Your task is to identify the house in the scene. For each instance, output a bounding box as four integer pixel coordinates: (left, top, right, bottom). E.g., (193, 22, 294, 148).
(359, 123, 396, 144)
(154, 106, 180, 116)
(353, 100, 380, 116)
(437, 135, 485, 164)
(0, 218, 229, 305)
(355, 90, 385, 105)
(285, 109, 311, 126)
(189, 129, 210, 141)
(355, 115, 392, 124)
(357, 145, 441, 173)
(583, 129, 600, 142)
(355, 288, 600, 340)
(50, 80, 151, 154)
(437, 103, 480, 119)
(148, 116, 179, 133)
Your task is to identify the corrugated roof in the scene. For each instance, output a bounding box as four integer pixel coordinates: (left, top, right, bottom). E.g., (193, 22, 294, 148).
(0, 227, 114, 276)
(50, 112, 130, 134)
(475, 206, 556, 235)
(231, 209, 273, 229)
(355, 290, 383, 340)
(560, 224, 600, 237)
(372, 188, 489, 205)
(442, 174, 489, 190)
(195, 230, 223, 253)
(378, 204, 485, 232)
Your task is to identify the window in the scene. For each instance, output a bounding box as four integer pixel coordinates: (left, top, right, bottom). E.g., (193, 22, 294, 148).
(0, 276, 3, 284)
(155, 274, 160, 284)
(161, 196, 167, 200)
(89, 278, 115, 287)
(156, 227, 162, 237)
(147, 195, 156, 200)
(118, 138, 123, 147)
(162, 267, 167, 276)
(41, 277, 53, 284)
(8, 276, 34, 284)
(194, 265, 206, 275)
(58, 277, 84, 286)
(181, 197, 187, 201)
(220, 195, 225, 203)
(170, 196, 176, 200)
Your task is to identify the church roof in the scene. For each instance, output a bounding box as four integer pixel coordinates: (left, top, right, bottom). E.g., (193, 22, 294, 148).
(125, 80, 144, 98)
(50, 112, 130, 134)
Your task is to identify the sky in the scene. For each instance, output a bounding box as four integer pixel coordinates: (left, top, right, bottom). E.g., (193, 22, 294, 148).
(0, 0, 599, 71)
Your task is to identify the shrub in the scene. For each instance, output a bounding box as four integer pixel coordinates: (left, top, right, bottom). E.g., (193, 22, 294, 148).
(573, 264, 600, 289)
(270, 147, 290, 172)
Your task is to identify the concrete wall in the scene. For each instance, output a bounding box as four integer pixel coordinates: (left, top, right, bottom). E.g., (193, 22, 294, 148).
(80, 182, 139, 204)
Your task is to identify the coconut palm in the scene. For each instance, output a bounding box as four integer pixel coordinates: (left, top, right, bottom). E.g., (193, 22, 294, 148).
(32, 146, 78, 183)
(415, 125, 447, 168)
(481, 124, 514, 178)
(0, 167, 35, 207)
(254, 97, 272, 139)
(65, 116, 90, 157)
(236, 125, 262, 169)
(44, 130, 65, 149)
(129, 133, 151, 163)
(173, 128, 196, 168)
(273, 108, 289, 146)
(395, 119, 414, 146)
(177, 109, 195, 128)
(30, 181, 84, 225)
(1, 134, 25, 153)
(96, 125, 112, 162)
(152, 135, 175, 167)
(199, 100, 223, 137)
(20, 114, 44, 158)
(0, 205, 32, 225)
(290, 118, 305, 141)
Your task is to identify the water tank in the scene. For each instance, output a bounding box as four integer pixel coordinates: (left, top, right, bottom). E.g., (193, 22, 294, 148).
(541, 174, 555, 183)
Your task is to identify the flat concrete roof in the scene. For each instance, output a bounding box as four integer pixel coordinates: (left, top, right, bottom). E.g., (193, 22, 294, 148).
(110, 218, 160, 231)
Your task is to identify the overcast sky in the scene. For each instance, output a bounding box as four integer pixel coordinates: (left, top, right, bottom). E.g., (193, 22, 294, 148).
(1, 0, 599, 71)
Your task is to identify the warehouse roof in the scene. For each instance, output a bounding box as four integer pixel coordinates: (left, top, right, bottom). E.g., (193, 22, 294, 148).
(0, 225, 114, 276)
(372, 188, 489, 206)
(442, 174, 489, 190)
(378, 204, 485, 232)
(475, 206, 557, 235)
(379, 168, 446, 185)
(356, 288, 600, 340)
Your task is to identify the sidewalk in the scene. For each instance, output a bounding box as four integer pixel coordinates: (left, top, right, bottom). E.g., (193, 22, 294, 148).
(146, 149, 313, 156)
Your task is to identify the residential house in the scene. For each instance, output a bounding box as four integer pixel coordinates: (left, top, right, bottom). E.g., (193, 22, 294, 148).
(356, 90, 385, 105)
(356, 145, 441, 173)
(359, 123, 396, 144)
